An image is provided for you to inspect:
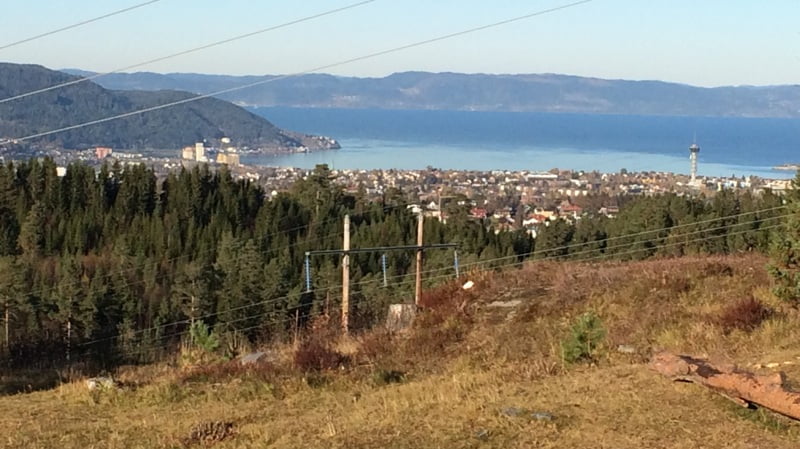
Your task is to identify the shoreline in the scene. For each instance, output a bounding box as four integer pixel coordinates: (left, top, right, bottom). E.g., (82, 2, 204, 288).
(773, 164, 800, 171)
(243, 138, 796, 181)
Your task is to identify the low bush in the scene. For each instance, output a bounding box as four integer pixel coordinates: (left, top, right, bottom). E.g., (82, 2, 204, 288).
(293, 338, 347, 372)
(145, 382, 190, 405)
(716, 296, 772, 333)
(303, 373, 330, 389)
(701, 261, 735, 277)
(418, 281, 468, 314)
(372, 369, 405, 386)
(406, 313, 469, 360)
(357, 330, 395, 364)
(178, 360, 277, 384)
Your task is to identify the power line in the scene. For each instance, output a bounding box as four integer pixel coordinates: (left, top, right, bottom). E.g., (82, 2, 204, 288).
(71, 204, 417, 348)
(83, 288, 351, 360)
(0, 0, 595, 145)
(387, 214, 788, 284)
(380, 206, 789, 281)
(103, 300, 339, 360)
(373, 220, 788, 294)
(62, 203, 792, 352)
(460, 212, 789, 271)
(478, 222, 786, 273)
(114, 219, 788, 361)
(17, 226, 343, 309)
(13, 198, 413, 309)
(74, 206, 788, 350)
(77, 268, 355, 349)
(0, 0, 165, 52)
(0, 0, 377, 105)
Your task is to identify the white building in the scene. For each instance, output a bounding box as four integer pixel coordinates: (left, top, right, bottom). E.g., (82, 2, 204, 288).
(194, 142, 207, 162)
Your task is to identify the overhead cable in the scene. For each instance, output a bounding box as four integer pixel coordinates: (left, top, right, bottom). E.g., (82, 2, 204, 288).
(0, 0, 378, 105)
(0, 0, 165, 52)
(0, 0, 595, 145)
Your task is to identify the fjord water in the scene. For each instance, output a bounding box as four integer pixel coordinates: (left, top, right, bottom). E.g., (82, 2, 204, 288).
(249, 108, 799, 178)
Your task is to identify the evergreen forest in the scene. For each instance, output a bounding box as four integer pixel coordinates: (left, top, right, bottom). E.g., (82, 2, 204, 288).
(0, 158, 786, 368)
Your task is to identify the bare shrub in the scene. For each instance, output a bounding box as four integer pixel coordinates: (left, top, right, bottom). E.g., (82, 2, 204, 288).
(293, 338, 347, 372)
(405, 313, 469, 360)
(371, 369, 405, 386)
(418, 280, 472, 314)
(701, 261, 735, 278)
(178, 360, 277, 384)
(716, 296, 772, 333)
(182, 421, 236, 447)
(356, 330, 395, 364)
(662, 273, 692, 294)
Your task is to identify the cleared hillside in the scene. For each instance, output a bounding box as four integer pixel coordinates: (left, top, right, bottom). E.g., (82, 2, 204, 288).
(1, 254, 799, 448)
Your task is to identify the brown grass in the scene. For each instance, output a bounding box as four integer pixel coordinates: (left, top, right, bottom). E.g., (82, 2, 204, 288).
(178, 360, 279, 385)
(2, 254, 800, 448)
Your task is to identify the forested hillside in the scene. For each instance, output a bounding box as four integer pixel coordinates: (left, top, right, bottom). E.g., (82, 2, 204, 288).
(0, 159, 786, 368)
(0, 160, 531, 367)
(0, 63, 322, 150)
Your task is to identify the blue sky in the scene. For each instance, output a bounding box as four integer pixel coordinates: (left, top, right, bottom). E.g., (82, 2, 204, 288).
(1, 0, 798, 87)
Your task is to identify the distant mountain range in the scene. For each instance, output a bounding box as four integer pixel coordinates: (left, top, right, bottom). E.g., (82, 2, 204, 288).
(0, 63, 337, 151)
(63, 69, 800, 118)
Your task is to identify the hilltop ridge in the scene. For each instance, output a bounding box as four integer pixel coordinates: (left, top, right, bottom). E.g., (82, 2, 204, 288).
(0, 63, 338, 151)
(62, 69, 800, 118)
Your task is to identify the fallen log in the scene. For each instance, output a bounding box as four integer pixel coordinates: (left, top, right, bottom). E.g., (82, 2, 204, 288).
(650, 351, 800, 421)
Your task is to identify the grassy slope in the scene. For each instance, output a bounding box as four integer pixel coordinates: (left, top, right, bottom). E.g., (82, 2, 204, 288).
(2, 254, 800, 449)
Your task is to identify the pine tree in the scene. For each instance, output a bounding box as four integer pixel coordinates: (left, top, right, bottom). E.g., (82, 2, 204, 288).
(0, 257, 22, 353)
(535, 219, 574, 260)
(171, 261, 218, 327)
(769, 172, 800, 303)
(51, 256, 96, 360)
(18, 201, 45, 258)
(0, 163, 19, 256)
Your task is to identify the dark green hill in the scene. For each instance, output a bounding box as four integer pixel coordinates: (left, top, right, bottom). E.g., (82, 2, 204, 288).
(0, 63, 337, 150)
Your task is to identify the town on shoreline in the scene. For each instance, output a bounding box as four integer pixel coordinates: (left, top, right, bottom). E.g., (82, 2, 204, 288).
(5, 142, 792, 235)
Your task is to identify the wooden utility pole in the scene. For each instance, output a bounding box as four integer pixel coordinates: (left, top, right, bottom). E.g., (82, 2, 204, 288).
(437, 188, 455, 224)
(3, 298, 9, 353)
(293, 309, 300, 347)
(190, 278, 198, 328)
(190, 293, 197, 345)
(341, 215, 351, 333)
(415, 213, 424, 306)
(66, 316, 72, 362)
(437, 189, 443, 223)
(304, 212, 454, 322)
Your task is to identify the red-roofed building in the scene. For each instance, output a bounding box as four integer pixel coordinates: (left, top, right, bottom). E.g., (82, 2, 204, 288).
(470, 207, 488, 219)
(559, 200, 584, 220)
(95, 147, 113, 159)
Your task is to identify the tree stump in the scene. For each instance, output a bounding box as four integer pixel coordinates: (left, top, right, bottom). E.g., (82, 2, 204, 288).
(386, 304, 416, 332)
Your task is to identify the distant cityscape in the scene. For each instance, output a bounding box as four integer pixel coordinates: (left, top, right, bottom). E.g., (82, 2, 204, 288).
(2, 138, 791, 239)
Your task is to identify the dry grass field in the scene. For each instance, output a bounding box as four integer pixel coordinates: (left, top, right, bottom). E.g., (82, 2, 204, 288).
(2, 254, 800, 448)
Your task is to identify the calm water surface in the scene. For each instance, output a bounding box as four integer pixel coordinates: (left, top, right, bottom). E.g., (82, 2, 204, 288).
(246, 108, 799, 178)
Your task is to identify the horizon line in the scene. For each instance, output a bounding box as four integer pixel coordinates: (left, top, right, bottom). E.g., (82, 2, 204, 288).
(52, 65, 800, 90)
